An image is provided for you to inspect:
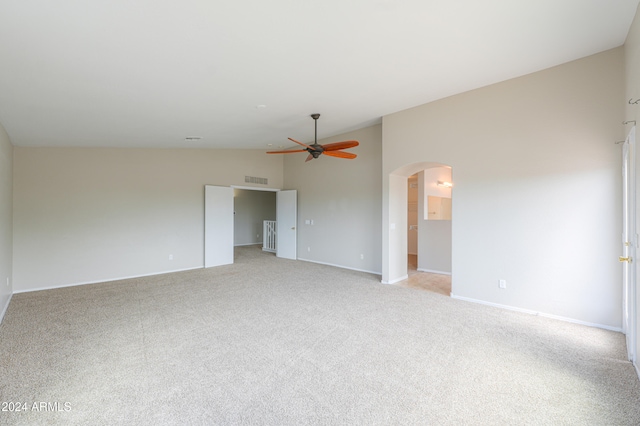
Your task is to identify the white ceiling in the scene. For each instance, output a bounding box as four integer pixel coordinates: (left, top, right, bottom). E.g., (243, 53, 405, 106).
(0, 0, 638, 149)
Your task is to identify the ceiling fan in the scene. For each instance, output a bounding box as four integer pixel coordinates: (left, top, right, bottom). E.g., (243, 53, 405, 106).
(267, 114, 359, 162)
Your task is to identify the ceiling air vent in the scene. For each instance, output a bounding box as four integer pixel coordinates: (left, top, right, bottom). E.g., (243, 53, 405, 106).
(245, 176, 268, 185)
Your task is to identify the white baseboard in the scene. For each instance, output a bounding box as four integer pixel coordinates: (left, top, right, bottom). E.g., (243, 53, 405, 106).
(13, 266, 204, 294)
(451, 294, 622, 332)
(0, 293, 12, 324)
(234, 243, 262, 247)
(417, 268, 451, 276)
(381, 275, 409, 285)
(297, 257, 381, 276)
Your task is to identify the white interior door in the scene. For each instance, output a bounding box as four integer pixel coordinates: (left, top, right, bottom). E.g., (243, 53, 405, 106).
(622, 127, 636, 363)
(204, 185, 234, 268)
(276, 190, 297, 260)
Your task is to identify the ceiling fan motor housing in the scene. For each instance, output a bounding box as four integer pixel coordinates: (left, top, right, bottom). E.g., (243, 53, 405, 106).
(309, 143, 323, 158)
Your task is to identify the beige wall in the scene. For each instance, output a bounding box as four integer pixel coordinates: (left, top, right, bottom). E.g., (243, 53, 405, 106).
(418, 167, 452, 274)
(0, 121, 12, 317)
(284, 124, 382, 274)
(383, 47, 625, 328)
(627, 5, 640, 121)
(13, 147, 283, 291)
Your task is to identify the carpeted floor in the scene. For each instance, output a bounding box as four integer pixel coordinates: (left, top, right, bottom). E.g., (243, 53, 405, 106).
(1, 245, 639, 425)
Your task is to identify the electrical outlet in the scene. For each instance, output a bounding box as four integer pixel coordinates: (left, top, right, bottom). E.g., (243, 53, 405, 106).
(360, 254, 364, 260)
(499, 279, 507, 289)
(307, 247, 311, 252)
(169, 254, 174, 260)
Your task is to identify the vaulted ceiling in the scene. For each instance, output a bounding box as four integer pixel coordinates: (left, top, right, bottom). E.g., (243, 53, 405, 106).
(0, 1, 638, 149)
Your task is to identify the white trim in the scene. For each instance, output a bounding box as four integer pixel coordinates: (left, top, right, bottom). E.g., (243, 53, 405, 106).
(417, 268, 451, 276)
(0, 293, 12, 324)
(297, 257, 381, 276)
(234, 243, 262, 247)
(451, 294, 623, 332)
(622, 126, 637, 364)
(231, 185, 280, 192)
(13, 266, 203, 294)
(381, 274, 409, 285)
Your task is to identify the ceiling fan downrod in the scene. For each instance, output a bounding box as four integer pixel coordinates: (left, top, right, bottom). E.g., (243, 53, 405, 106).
(311, 113, 320, 144)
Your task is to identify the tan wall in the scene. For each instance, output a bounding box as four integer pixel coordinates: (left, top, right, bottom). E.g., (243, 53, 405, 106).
(13, 147, 283, 291)
(383, 47, 625, 328)
(418, 167, 452, 273)
(626, 5, 640, 120)
(284, 124, 382, 274)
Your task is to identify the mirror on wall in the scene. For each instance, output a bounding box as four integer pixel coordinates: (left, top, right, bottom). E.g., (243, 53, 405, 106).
(427, 196, 452, 220)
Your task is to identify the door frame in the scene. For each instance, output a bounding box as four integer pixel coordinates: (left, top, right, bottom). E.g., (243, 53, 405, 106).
(622, 126, 637, 363)
(382, 161, 453, 285)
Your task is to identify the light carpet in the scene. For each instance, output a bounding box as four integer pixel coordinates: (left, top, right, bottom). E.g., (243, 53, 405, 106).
(1, 245, 639, 425)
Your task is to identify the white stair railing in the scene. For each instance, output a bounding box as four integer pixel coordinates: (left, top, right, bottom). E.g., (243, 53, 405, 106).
(263, 220, 276, 253)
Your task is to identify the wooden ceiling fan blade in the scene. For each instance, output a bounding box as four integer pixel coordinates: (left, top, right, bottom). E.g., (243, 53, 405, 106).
(321, 140, 359, 151)
(288, 137, 315, 150)
(266, 149, 308, 154)
(323, 151, 357, 159)
(271, 115, 358, 162)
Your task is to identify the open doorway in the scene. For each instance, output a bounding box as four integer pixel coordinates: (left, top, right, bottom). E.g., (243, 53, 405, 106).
(233, 188, 277, 264)
(398, 168, 452, 296)
(204, 186, 297, 268)
(233, 188, 276, 249)
(383, 162, 453, 295)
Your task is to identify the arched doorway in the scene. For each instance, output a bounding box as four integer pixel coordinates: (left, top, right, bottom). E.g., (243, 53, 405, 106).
(382, 161, 453, 292)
